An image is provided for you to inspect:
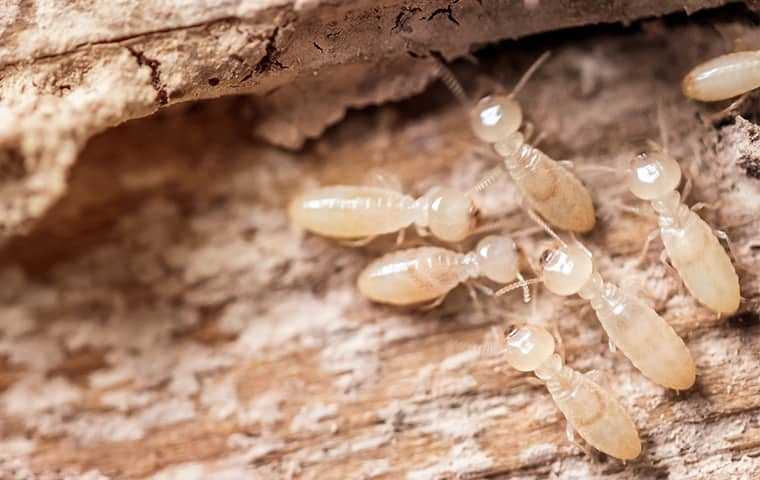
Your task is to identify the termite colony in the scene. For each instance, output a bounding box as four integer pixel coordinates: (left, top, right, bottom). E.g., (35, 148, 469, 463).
(288, 48, 753, 462)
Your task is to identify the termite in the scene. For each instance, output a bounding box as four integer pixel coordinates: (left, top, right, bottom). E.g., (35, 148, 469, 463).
(438, 53, 596, 233)
(499, 324, 641, 460)
(629, 147, 741, 315)
(289, 182, 479, 244)
(682, 50, 760, 102)
(357, 234, 529, 307)
(497, 225, 695, 390)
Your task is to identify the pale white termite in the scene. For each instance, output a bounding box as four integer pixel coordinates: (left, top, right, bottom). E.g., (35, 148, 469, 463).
(499, 324, 641, 460)
(498, 235, 696, 390)
(357, 234, 526, 307)
(628, 149, 741, 315)
(289, 184, 478, 244)
(440, 53, 596, 233)
(682, 50, 760, 102)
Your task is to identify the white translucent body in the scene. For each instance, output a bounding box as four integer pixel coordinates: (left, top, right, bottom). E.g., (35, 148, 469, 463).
(290, 186, 416, 238)
(542, 246, 695, 390)
(682, 50, 760, 102)
(289, 185, 476, 242)
(483, 125, 595, 233)
(655, 194, 741, 315)
(503, 325, 641, 460)
(629, 153, 741, 315)
(579, 272, 696, 390)
(357, 236, 518, 306)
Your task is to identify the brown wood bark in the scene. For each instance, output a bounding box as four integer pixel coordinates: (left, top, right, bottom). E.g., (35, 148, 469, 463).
(1, 2, 760, 480)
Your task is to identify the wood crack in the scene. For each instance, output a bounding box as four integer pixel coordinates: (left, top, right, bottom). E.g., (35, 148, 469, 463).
(126, 47, 168, 106)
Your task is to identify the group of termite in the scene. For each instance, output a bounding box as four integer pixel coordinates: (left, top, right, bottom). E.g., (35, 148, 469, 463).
(289, 50, 759, 461)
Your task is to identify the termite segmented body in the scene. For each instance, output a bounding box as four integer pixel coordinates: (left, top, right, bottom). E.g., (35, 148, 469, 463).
(629, 151, 741, 314)
(490, 130, 596, 232)
(682, 50, 760, 101)
(537, 244, 696, 390)
(358, 235, 518, 306)
(289, 185, 478, 243)
(501, 324, 641, 460)
(469, 95, 596, 233)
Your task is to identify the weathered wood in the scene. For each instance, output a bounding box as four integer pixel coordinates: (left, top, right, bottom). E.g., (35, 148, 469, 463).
(1, 2, 760, 480)
(0, 0, 740, 239)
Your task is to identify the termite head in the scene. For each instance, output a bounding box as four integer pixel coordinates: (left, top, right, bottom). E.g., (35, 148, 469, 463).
(469, 95, 522, 143)
(538, 244, 593, 296)
(503, 324, 555, 372)
(474, 235, 518, 283)
(628, 151, 682, 201)
(426, 187, 479, 243)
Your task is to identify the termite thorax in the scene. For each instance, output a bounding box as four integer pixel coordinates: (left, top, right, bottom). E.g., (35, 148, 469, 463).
(651, 191, 689, 229)
(535, 353, 571, 392)
(494, 133, 535, 174)
(578, 271, 623, 313)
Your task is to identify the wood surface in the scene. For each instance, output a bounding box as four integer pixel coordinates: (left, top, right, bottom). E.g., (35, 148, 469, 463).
(1, 2, 760, 479)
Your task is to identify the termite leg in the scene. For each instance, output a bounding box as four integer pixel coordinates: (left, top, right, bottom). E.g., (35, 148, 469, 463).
(523, 120, 546, 148)
(708, 93, 751, 123)
(659, 249, 684, 295)
(523, 121, 536, 144)
(339, 236, 378, 247)
(714, 229, 742, 266)
(608, 337, 617, 354)
(608, 201, 655, 219)
(620, 274, 658, 306)
(420, 294, 447, 311)
(681, 166, 693, 204)
(565, 422, 577, 448)
(467, 218, 514, 237)
(530, 129, 548, 148)
(551, 322, 566, 362)
(569, 163, 624, 177)
(691, 201, 722, 213)
(465, 282, 485, 318)
(395, 228, 406, 247)
(635, 229, 661, 266)
(470, 280, 495, 297)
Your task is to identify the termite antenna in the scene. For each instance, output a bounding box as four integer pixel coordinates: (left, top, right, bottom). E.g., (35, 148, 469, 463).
(469, 165, 506, 195)
(527, 209, 567, 247)
(570, 232, 594, 258)
(495, 277, 543, 296)
(434, 55, 471, 107)
(656, 100, 670, 153)
(509, 51, 552, 99)
(516, 271, 532, 303)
